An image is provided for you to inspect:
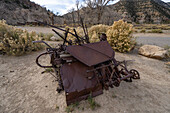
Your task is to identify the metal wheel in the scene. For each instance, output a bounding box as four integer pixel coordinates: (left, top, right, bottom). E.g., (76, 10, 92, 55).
(130, 69, 140, 79)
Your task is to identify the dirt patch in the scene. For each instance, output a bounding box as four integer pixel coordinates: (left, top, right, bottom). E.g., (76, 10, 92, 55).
(0, 49, 170, 113)
(1, 27, 170, 113)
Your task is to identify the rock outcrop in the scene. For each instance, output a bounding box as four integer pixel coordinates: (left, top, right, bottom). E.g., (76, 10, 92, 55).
(0, 0, 63, 25)
(138, 45, 169, 59)
(63, 0, 170, 25)
(114, 0, 170, 24)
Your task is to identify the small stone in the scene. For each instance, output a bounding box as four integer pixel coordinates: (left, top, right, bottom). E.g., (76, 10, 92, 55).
(165, 62, 170, 65)
(50, 36, 58, 41)
(10, 70, 14, 73)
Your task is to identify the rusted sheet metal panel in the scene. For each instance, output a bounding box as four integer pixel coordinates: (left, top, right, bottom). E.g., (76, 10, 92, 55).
(60, 61, 103, 105)
(66, 41, 115, 66)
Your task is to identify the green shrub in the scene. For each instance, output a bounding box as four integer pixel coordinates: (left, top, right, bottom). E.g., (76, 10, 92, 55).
(106, 20, 136, 53)
(0, 20, 42, 56)
(147, 29, 163, 33)
(140, 29, 146, 33)
(88, 24, 109, 42)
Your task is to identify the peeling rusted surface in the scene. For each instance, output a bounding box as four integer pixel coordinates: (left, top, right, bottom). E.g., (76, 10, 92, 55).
(34, 22, 140, 106)
(60, 61, 103, 105)
(66, 41, 115, 66)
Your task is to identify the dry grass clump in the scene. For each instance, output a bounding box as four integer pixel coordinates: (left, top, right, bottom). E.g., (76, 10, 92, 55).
(147, 29, 163, 33)
(134, 24, 170, 30)
(140, 29, 146, 33)
(38, 32, 54, 41)
(87, 95, 100, 110)
(0, 20, 42, 55)
(106, 20, 136, 52)
(88, 24, 109, 42)
(65, 102, 79, 113)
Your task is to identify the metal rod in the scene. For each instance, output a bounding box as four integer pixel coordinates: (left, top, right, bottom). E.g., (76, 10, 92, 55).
(87, 63, 114, 73)
(63, 28, 69, 45)
(35, 20, 83, 40)
(32, 40, 52, 49)
(52, 29, 72, 45)
(73, 29, 81, 44)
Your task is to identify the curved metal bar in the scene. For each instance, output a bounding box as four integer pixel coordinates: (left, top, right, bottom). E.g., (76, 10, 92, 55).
(32, 40, 52, 49)
(36, 52, 54, 68)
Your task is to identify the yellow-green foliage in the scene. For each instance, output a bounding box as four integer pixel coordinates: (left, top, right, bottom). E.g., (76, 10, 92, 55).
(106, 20, 135, 52)
(147, 29, 163, 33)
(134, 24, 170, 30)
(88, 24, 109, 43)
(0, 20, 42, 55)
(140, 29, 146, 33)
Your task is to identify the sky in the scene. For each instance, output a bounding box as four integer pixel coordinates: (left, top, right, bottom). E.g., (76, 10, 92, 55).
(30, 0, 170, 15)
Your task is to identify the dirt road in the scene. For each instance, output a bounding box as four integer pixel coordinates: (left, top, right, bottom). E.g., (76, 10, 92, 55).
(134, 33, 170, 47)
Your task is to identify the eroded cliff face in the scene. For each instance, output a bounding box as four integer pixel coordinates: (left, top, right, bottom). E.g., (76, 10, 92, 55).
(114, 0, 170, 23)
(63, 0, 170, 25)
(0, 0, 63, 25)
(0, 0, 169, 25)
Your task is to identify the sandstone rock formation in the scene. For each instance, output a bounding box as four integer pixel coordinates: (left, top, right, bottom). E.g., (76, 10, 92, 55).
(138, 45, 169, 59)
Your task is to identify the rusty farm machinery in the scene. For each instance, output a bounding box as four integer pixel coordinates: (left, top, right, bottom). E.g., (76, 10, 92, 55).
(33, 21, 140, 105)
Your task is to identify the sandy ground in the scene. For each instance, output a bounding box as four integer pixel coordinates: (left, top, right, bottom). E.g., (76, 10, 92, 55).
(17, 26, 58, 34)
(0, 27, 170, 113)
(0, 47, 170, 113)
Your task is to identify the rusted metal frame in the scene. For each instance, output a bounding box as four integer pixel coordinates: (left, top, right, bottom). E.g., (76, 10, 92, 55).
(120, 73, 134, 81)
(130, 69, 140, 79)
(109, 72, 134, 86)
(52, 29, 72, 45)
(73, 29, 82, 45)
(85, 24, 90, 43)
(35, 20, 84, 40)
(63, 28, 69, 45)
(36, 51, 54, 68)
(86, 63, 114, 73)
(82, 44, 114, 59)
(33, 40, 52, 49)
(116, 62, 134, 82)
(80, 17, 89, 43)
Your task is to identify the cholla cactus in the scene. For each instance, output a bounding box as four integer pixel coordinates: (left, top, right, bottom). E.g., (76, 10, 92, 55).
(106, 20, 135, 52)
(0, 20, 42, 55)
(88, 24, 109, 43)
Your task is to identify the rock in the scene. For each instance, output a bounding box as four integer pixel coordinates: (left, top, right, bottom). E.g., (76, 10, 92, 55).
(0, 0, 64, 25)
(50, 36, 58, 41)
(165, 62, 170, 65)
(138, 45, 169, 59)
